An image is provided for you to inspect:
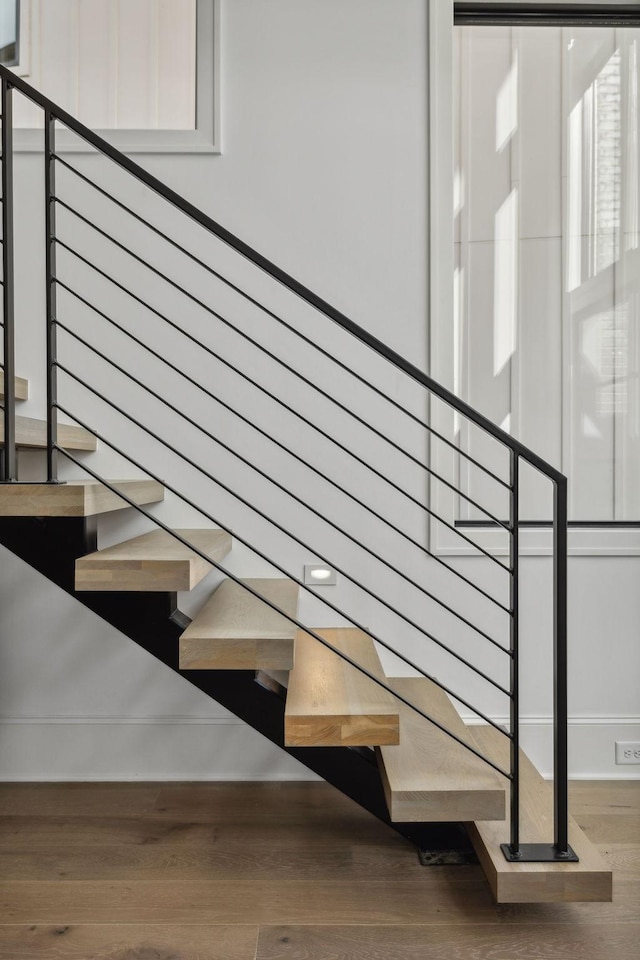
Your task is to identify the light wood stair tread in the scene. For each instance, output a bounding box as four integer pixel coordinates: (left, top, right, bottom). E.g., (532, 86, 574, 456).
(0, 479, 164, 517)
(467, 725, 613, 903)
(376, 676, 506, 823)
(285, 628, 400, 747)
(0, 372, 29, 401)
(179, 578, 299, 671)
(75, 528, 232, 592)
(0, 414, 96, 451)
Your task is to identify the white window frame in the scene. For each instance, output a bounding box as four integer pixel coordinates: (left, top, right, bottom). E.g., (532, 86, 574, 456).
(427, 0, 640, 556)
(12, 0, 220, 154)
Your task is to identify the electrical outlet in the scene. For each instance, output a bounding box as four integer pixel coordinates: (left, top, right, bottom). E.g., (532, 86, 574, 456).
(615, 741, 640, 764)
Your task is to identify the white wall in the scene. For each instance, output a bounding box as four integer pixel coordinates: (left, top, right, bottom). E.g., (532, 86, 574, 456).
(1, 0, 432, 781)
(0, 0, 637, 781)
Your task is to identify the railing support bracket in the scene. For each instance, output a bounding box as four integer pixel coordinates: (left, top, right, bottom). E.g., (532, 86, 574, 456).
(501, 842, 579, 863)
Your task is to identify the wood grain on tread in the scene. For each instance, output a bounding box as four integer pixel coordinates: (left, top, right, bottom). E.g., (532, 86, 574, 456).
(284, 628, 400, 747)
(0, 371, 28, 401)
(0, 414, 96, 450)
(180, 578, 299, 670)
(377, 676, 506, 823)
(75, 528, 232, 592)
(467, 725, 613, 903)
(0, 479, 164, 517)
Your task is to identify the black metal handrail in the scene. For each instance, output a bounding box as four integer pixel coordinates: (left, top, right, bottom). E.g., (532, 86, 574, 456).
(0, 63, 574, 863)
(0, 64, 565, 482)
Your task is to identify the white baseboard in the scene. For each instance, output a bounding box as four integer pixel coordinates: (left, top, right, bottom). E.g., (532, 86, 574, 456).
(0, 714, 638, 781)
(0, 715, 322, 782)
(463, 716, 640, 780)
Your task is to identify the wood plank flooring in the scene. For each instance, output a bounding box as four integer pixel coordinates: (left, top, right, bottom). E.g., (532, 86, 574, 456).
(0, 780, 637, 959)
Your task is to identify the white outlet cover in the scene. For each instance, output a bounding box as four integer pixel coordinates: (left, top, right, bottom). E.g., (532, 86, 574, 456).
(615, 741, 640, 764)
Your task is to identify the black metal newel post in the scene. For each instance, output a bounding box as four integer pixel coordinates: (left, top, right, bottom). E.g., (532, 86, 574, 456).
(553, 475, 573, 857)
(44, 109, 58, 482)
(502, 468, 578, 863)
(1, 78, 17, 482)
(507, 451, 520, 857)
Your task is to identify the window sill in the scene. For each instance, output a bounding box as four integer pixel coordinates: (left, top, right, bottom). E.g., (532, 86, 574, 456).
(13, 128, 220, 154)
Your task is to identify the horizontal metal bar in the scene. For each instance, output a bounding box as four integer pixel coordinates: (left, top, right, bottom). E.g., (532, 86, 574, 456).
(55, 354, 511, 693)
(55, 200, 510, 498)
(55, 240, 511, 572)
(454, 2, 640, 27)
(54, 404, 512, 744)
(53, 158, 512, 497)
(0, 65, 564, 482)
(56, 280, 511, 614)
(458, 519, 640, 529)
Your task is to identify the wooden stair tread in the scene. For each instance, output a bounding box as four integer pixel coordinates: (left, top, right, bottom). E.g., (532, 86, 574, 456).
(0, 479, 164, 517)
(376, 676, 506, 823)
(180, 578, 299, 671)
(75, 528, 232, 592)
(0, 372, 29, 401)
(0, 414, 96, 451)
(467, 725, 613, 903)
(285, 628, 400, 747)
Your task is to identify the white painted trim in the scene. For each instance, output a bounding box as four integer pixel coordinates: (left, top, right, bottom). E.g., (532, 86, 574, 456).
(10, 0, 32, 77)
(435, 526, 640, 557)
(0, 715, 243, 725)
(12, 0, 220, 154)
(462, 715, 640, 780)
(0, 714, 322, 781)
(1, 714, 636, 781)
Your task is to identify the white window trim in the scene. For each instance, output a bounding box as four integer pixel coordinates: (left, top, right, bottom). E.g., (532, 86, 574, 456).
(9, 0, 31, 76)
(427, 0, 640, 557)
(12, 0, 220, 154)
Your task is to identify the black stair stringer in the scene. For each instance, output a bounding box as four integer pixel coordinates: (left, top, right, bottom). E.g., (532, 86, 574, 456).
(0, 515, 474, 852)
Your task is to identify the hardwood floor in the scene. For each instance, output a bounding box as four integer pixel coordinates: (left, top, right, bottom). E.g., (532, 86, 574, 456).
(0, 781, 637, 959)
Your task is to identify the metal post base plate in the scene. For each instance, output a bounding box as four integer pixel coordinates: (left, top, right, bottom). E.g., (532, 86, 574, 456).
(501, 842, 579, 863)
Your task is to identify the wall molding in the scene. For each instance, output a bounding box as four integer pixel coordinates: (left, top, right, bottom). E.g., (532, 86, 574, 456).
(0, 714, 321, 782)
(1, 714, 637, 781)
(0, 715, 243, 725)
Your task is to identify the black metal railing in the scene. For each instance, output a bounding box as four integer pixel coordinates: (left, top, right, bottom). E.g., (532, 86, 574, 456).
(0, 63, 576, 863)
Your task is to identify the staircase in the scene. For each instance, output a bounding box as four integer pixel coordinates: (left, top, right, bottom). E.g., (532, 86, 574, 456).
(0, 68, 613, 904)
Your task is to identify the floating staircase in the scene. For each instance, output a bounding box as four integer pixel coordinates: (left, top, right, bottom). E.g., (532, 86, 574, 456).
(0, 59, 614, 907)
(0, 437, 612, 902)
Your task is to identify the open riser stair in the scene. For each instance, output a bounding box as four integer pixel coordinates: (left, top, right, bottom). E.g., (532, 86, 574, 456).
(0, 476, 612, 903)
(0, 59, 614, 908)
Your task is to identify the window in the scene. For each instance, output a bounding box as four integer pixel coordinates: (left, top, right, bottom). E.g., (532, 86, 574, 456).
(430, 3, 640, 552)
(9, 0, 219, 153)
(0, 0, 19, 67)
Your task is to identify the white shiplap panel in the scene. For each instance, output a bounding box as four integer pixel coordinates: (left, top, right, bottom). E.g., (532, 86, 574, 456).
(77, 0, 117, 129)
(37, 0, 79, 118)
(517, 238, 563, 520)
(157, 0, 196, 130)
(518, 26, 563, 242)
(466, 26, 514, 244)
(116, 0, 158, 129)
